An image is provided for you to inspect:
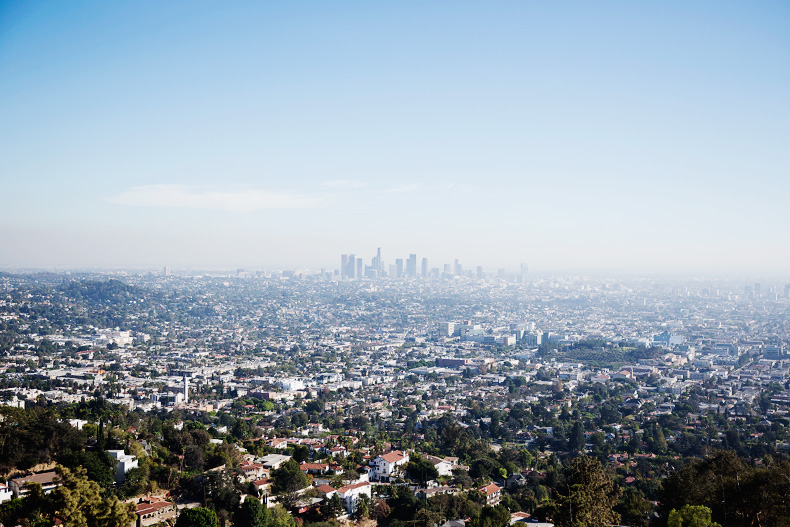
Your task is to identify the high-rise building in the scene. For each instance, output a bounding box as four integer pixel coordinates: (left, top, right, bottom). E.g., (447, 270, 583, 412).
(348, 254, 357, 278)
(785, 284, 790, 298)
(476, 266, 484, 280)
(421, 258, 428, 278)
(163, 266, 171, 277)
(520, 262, 528, 283)
(341, 254, 349, 279)
(454, 259, 462, 276)
(372, 247, 382, 277)
(439, 322, 456, 337)
(396, 258, 404, 278)
(356, 258, 363, 278)
(407, 254, 417, 278)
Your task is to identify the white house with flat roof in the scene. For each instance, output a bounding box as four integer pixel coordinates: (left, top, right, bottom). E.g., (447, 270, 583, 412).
(107, 450, 138, 484)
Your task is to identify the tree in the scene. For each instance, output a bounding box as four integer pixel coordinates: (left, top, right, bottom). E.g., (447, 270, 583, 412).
(48, 465, 136, 527)
(268, 504, 297, 527)
(185, 444, 205, 471)
(452, 468, 475, 489)
(234, 497, 269, 527)
(272, 459, 310, 494)
(96, 418, 106, 451)
(202, 469, 241, 518)
(667, 505, 721, 527)
(470, 505, 510, 527)
(554, 456, 620, 527)
(568, 421, 586, 452)
(356, 494, 370, 519)
(616, 488, 652, 527)
(291, 444, 310, 464)
(326, 493, 344, 518)
(413, 508, 443, 527)
(406, 453, 440, 487)
(175, 507, 218, 527)
(61, 451, 115, 488)
(661, 450, 790, 527)
(470, 458, 500, 481)
(305, 399, 325, 415)
(370, 499, 391, 520)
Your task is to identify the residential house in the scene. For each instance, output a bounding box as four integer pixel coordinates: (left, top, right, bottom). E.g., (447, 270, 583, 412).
(478, 483, 501, 505)
(425, 455, 456, 477)
(251, 478, 272, 497)
(299, 462, 329, 476)
(107, 450, 139, 484)
(369, 450, 409, 482)
(135, 497, 175, 526)
(239, 462, 268, 482)
(0, 483, 12, 504)
(9, 472, 61, 498)
(336, 481, 371, 514)
(260, 454, 292, 470)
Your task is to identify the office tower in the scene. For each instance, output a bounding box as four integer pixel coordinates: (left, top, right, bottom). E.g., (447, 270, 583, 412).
(520, 262, 528, 283)
(341, 254, 349, 279)
(454, 259, 462, 276)
(421, 258, 428, 278)
(396, 258, 404, 278)
(476, 266, 483, 280)
(356, 259, 363, 278)
(407, 254, 417, 278)
(163, 266, 171, 277)
(343, 254, 356, 278)
(443, 263, 452, 275)
(785, 284, 790, 298)
(440, 322, 455, 337)
(754, 283, 761, 295)
(372, 247, 382, 276)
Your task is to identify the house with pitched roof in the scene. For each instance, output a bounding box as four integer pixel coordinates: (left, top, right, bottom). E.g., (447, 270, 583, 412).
(478, 483, 501, 505)
(369, 450, 409, 482)
(336, 481, 371, 514)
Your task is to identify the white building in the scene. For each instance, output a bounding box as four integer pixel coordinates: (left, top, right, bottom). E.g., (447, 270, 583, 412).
(68, 419, 88, 430)
(425, 455, 456, 477)
(259, 454, 292, 470)
(107, 450, 138, 484)
(280, 378, 305, 391)
(336, 481, 371, 514)
(0, 483, 12, 504)
(369, 450, 409, 482)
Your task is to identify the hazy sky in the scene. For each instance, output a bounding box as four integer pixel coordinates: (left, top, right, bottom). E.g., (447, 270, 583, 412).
(1, 1, 788, 274)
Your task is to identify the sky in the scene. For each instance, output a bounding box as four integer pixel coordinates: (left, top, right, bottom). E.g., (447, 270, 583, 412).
(1, 1, 789, 275)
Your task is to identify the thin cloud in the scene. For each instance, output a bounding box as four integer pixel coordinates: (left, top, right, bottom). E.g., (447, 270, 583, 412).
(383, 182, 478, 195)
(385, 183, 425, 194)
(443, 182, 476, 193)
(106, 184, 321, 212)
(323, 179, 369, 189)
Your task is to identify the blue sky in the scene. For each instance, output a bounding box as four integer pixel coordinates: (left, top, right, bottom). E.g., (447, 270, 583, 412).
(1, 1, 788, 274)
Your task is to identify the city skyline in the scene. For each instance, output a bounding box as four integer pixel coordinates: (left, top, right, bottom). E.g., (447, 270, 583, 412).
(339, 247, 528, 281)
(1, 2, 789, 274)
